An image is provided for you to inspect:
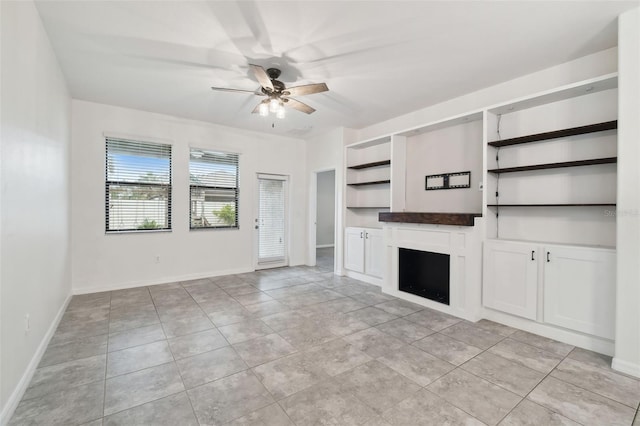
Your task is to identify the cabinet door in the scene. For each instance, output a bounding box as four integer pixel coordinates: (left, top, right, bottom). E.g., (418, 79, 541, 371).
(344, 227, 365, 273)
(483, 240, 538, 320)
(364, 228, 384, 278)
(544, 246, 616, 339)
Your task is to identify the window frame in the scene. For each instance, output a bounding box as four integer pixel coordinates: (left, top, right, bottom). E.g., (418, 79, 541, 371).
(189, 148, 240, 230)
(105, 137, 172, 234)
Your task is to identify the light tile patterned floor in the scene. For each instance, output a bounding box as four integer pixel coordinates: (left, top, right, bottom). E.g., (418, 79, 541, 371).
(9, 250, 640, 425)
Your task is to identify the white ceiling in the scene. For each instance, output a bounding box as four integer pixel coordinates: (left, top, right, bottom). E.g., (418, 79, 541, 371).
(35, 1, 637, 138)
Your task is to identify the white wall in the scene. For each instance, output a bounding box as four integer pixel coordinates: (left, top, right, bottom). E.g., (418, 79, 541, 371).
(71, 101, 306, 293)
(614, 8, 640, 378)
(305, 127, 347, 271)
(405, 120, 483, 213)
(0, 0, 71, 421)
(316, 170, 335, 247)
(357, 48, 618, 141)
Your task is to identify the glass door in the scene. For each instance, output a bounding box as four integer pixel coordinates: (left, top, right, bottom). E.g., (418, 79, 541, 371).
(256, 174, 288, 268)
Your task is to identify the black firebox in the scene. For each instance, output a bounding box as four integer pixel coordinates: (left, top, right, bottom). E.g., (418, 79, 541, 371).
(398, 248, 450, 305)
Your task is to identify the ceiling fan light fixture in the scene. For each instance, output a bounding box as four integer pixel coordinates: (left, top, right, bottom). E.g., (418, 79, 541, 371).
(276, 104, 286, 119)
(259, 102, 269, 117)
(269, 98, 280, 113)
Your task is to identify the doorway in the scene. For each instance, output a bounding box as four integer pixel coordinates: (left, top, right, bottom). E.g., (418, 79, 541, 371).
(256, 174, 289, 269)
(315, 169, 336, 271)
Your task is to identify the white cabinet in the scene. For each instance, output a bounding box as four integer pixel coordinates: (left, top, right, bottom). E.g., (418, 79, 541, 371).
(483, 240, 616, 339)
(544, 246, 616, 340)
(344, 227, 365, 273)
(345, 227, 384, 278)
(364, 229, 384, 279)
(483, 240, 538, 320)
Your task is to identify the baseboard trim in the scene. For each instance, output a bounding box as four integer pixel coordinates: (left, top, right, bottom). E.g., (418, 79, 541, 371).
(72, 267, 254, 295)
(344, 270, 382, 287)
(316, 244, 335, 249)
(0, 293, 72, 426)
(482, 308, 615, 356)
(612, 357, 640, 378)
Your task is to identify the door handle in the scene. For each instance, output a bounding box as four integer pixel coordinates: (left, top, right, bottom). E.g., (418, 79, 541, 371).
(531, 250, 535, 261)
(546, 251, 550, 262)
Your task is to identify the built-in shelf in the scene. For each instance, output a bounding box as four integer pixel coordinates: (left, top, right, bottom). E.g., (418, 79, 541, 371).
(347, 160, 391, 169)
(487, 203, 616, 207)
(488, 157, 617, 174)
(347, 206, 390, 209)
(379, 212, 482, 226)
(347, 180, 391, 187)
(488, 120, 617, 147)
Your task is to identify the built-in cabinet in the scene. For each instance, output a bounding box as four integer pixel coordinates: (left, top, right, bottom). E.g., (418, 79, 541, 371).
(481, 73, 618, 347)
(483, 239, 616, 340)
(543, 245, 616, 340)
(483, 240, 538, 320)
(343, 72, 619, 354)
(344, 227, 383, 279)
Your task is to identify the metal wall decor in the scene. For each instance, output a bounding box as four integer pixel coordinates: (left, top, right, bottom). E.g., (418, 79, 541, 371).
(425, 171, 471, 190)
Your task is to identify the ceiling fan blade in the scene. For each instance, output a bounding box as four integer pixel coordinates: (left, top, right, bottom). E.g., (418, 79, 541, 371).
(284, 98, 316, 114)
(211, 86, 264, 95)
(283, 83, 329, 97)
(249, 64, 274, 92)
(251, 102, 262, 114)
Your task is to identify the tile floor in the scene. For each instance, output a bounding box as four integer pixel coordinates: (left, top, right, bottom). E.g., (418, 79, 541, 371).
(9, 249, 640, 426)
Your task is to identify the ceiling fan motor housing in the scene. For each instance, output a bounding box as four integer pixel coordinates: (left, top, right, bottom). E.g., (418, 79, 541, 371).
(262, 68, 286, 95)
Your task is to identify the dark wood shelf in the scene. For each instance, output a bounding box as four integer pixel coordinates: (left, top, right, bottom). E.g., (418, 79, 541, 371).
(347, 180, 391, 186)
(488, 121, 617, 147)
(347, 206, 390, 209)
(488, 203, 616, 207)
(379, 212, 481, 226)
(347, 159, 391, 169)
(488, 157, 616, 174)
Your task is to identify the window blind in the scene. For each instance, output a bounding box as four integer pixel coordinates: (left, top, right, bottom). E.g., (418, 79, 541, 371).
(190, 149, 239, 229)
(105, 137, 172, 232)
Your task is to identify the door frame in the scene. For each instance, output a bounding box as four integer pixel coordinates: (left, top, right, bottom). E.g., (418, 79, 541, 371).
(254, 173, 290, 270)
(308, 167, 338, 272)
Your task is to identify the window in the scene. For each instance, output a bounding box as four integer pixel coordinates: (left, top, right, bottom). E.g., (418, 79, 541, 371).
(190, 149, 239, 229)
(105, 137, 172, 232)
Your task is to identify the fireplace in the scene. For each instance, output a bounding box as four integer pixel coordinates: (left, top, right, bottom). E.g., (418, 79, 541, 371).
(398, 248, 450, 305)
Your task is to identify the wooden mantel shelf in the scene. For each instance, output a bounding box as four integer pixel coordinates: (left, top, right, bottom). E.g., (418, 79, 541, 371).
(379, 212, 482, 226)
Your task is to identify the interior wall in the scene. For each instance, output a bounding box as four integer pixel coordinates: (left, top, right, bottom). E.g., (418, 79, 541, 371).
(70, 100, 306, 294)
(316, 170, 335, 247)
(0, 0, 72, 419)
(305, 127, 346, 271)
(405, 120, 483, 213)
(614, 7, 640, 378)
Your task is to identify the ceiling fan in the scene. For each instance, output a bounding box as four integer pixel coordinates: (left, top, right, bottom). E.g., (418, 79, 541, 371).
(211, 64, 329, 118)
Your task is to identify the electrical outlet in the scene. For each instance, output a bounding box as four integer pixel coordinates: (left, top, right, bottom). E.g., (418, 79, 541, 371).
(478, 181, 484, 191)
(25, 314, 30, 332)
